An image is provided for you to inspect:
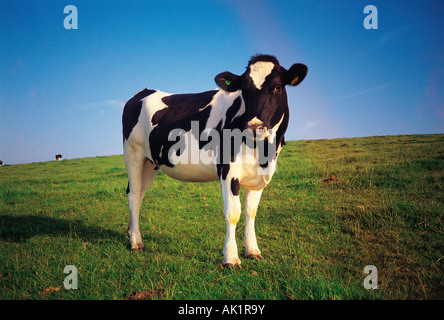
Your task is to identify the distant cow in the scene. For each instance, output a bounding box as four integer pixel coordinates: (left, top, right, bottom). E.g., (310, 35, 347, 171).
(55, 154, 63, 160)
(0, 160, 3, 166)
(122, 54, 307, 267)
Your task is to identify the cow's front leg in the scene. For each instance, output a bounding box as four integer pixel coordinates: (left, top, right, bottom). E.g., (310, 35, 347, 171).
(221, 176, 242, 267)
(244, 188, 263, 259)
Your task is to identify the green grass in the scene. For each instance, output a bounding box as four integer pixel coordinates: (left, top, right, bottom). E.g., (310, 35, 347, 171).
(1, 134, 443, 300)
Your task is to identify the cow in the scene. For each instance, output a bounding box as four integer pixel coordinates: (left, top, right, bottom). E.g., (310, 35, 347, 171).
(55, 154, 63, 160)
(122, 54, 307, 267)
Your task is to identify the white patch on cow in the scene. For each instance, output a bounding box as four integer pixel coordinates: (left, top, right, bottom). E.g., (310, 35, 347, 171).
(161, 162, 219, 182)
(268, 114, 284, 144)
(142, 91, 171, 128)
(249, 61, 275, 90)
(135, 91, 172, 160)
(123, 92, 166, 156)
(237, 114, 284, 190)
(206, 90, 244, 129)
(159, 145, 164, 158)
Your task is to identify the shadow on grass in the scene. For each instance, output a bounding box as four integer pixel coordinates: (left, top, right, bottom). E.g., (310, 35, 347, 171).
(0, 214, 126, 244)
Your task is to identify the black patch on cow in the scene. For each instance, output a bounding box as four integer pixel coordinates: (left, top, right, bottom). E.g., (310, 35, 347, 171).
(148, 90, 218, 167)
(248, 54, 280, 67)
(224, 97, 242, 125)
(215, 97, 246, 180)
(151, 108, 169, 126)
(122, 89, 156, 142)
(217, 163, 230, 181)
(258, 137, 270, 168)
(230, 178, 240, 196)
(260, 160, 269, 168)
(154, 91, 217, 126)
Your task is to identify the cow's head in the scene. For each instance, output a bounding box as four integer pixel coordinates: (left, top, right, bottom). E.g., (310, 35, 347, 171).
(215, 55, 307, 142)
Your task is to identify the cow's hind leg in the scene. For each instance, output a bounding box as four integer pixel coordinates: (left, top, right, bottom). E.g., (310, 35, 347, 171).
(124, 149, 158, 251)
(244, 188, 263, 259)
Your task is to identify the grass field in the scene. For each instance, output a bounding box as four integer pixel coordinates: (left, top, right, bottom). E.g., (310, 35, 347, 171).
(1, 134, 443, 300)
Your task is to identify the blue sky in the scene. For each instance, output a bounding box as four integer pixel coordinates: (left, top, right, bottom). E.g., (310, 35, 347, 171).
(1, 0, 443, 164)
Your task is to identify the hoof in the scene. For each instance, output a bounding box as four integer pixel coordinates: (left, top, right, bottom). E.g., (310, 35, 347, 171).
(245, 248, 263, 260)
(222, 257, 241, 269)
(131, 243, 145, 251)
(245, 253, 263, 260)
(222, 262, 242, 269)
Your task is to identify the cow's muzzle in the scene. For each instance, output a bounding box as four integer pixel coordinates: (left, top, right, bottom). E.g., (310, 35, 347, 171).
(247, 118, 267, 138)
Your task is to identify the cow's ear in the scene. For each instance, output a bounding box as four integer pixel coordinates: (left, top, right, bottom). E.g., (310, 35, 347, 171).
(284, 64, 308, 86)
(215, 72, 241, 92)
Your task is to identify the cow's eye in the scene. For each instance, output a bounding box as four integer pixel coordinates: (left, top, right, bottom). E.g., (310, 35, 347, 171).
(273, 86, 282, 94)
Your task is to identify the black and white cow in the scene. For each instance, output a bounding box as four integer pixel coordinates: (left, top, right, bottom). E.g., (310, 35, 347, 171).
(122, 54, 307, 267)
(55, 154, 63, 160)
